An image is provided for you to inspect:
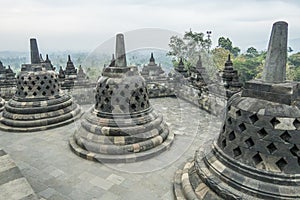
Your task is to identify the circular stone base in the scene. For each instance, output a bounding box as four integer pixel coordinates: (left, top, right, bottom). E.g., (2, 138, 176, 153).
(173, 160, 220, 200)
(174, 143, 300, 200)
(0, 105, 83, 132)
(69, 130, 174, 163)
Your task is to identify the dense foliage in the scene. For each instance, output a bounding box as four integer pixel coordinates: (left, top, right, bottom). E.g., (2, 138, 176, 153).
(168, 30, 300, 84)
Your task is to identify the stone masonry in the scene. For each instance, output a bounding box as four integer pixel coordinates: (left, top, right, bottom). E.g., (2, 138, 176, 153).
(69, 33, 174, 163)
(0, 38, 82, 132)
(173, 21, 300, 200)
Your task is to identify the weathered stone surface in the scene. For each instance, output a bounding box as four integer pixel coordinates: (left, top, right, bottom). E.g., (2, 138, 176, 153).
(69, 33, 174, 163)
(0, 39, 82, 132)
(174, 21, 300, 199)
(0, 149, 39, 200)
(262, 21, 288, 83)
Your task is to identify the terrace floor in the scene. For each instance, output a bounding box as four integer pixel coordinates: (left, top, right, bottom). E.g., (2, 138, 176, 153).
(0, 97, 222, 200)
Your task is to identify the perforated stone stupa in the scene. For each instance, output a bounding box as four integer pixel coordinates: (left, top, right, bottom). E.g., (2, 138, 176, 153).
(0, 60, 17, 100)
(0, 38, 82, 132)
(174, 21, 300, 199)
(140, 53, 166, 80)
(69, 33, 174, 163)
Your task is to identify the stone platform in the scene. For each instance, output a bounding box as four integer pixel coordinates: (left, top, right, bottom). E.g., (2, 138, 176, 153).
(0, 97, 221, 199)
(0, 149, 39, 200)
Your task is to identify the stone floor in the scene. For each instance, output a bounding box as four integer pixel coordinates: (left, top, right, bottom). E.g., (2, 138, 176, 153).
(0, 97, 222, 200)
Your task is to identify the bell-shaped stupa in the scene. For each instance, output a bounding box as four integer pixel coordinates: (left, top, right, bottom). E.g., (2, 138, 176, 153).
(69, 33, 174, 163)
(0, 38, 82, 132)
(174, 21, 300, 199)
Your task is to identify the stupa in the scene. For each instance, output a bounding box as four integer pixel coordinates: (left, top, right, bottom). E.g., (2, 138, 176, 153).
(174, 21, 300, 199)
(0, 38, 82, 132)
(69, 33, 174, 163)
(140, 53, 165, 80)
(0, 61, 17, 100)
(175, 58, 189, 78)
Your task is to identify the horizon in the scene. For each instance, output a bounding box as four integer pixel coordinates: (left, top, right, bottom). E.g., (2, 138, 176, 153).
(1, 0, 300, 52)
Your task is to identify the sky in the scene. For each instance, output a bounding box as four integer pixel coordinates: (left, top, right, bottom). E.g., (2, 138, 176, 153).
(1, 0, 300, 53)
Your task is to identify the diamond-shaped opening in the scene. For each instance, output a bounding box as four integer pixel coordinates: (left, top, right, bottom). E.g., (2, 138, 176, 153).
(120, 91, 125, 97)
(42, 91, 46, 96)
(252, 153, 263, 165)
(139, 88, 144, 93)
(270, 117, 280, 127)
(141, 102, 145, 108)
(238, 123, 246, 132)
(293, 119, 300, 129)
(37, 86, 41, 90)
(33, 92, 37, 96)
(290, 144, 299, 157)
(280, 131, 291, 143)
(276, 158, 287, 171)
(227, 117, 232, 125)
(257, 128, 268, 138)
(105, 84, 109, 89)
(233, 147, 242, 157)
(119, 104, 126, 111)
(46, 85, 50, 90)
(249, 114, 259, 124)
(221, 139, 227, 149)
(36, 76, 40, 80)
(228, 131, 236, 141)
(266, 143, 277, 154)
(135, 96, 140, 101)
(245, 137, 254, 148)
(104, 97, 110, 103)
(41, 80, 44, 85)
(125, 84, 130, 89)
(236, 110, 242, 117)
(131, 104, 136, 110)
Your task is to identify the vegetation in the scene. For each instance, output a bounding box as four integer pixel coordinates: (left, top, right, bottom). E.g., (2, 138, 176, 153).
(168, 29, 300, 84)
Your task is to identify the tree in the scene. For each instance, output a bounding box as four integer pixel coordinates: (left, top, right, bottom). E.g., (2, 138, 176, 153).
(211, 48, 231, 70)
(245, 47, 259, 58)
(217, 37, 240, 57)
(168, 29, 212, 69)
(288, 52, 300, 67)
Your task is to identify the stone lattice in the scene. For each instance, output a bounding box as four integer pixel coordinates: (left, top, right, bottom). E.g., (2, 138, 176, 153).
(174, 21, 300, 199)
(69, 33, 174, 163)
(0, 38, 82, 132)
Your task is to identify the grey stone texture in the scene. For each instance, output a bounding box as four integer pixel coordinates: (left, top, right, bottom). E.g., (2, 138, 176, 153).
(69, 34, 174, 163)
(0, 60, 17, 100)
(0, 97, 220, 200)
(0, 149, 39, 200)
(0, 38, 82, 132)
(262, 21, 288, 83)
(174, 21, 300, 199)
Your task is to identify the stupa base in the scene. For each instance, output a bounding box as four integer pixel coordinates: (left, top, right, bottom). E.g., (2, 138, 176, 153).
(69, 130, 174, 163)
(174, 142, 300, 200)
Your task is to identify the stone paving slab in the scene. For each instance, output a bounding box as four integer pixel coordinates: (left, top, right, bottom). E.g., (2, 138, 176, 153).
(0, 97, 222, 200)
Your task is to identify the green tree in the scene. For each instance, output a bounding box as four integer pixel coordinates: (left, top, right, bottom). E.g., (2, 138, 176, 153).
(211, 47, 230, 70)
(217, 37, 240, 57)
(288, 52, 300, 67)
(245, 47, 259, 58)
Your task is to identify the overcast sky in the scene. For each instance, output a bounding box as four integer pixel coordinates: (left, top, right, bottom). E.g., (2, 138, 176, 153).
(1, 0, 300, 52)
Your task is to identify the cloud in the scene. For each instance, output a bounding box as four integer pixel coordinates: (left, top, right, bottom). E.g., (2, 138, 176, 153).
(0, 0, 300, 52)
